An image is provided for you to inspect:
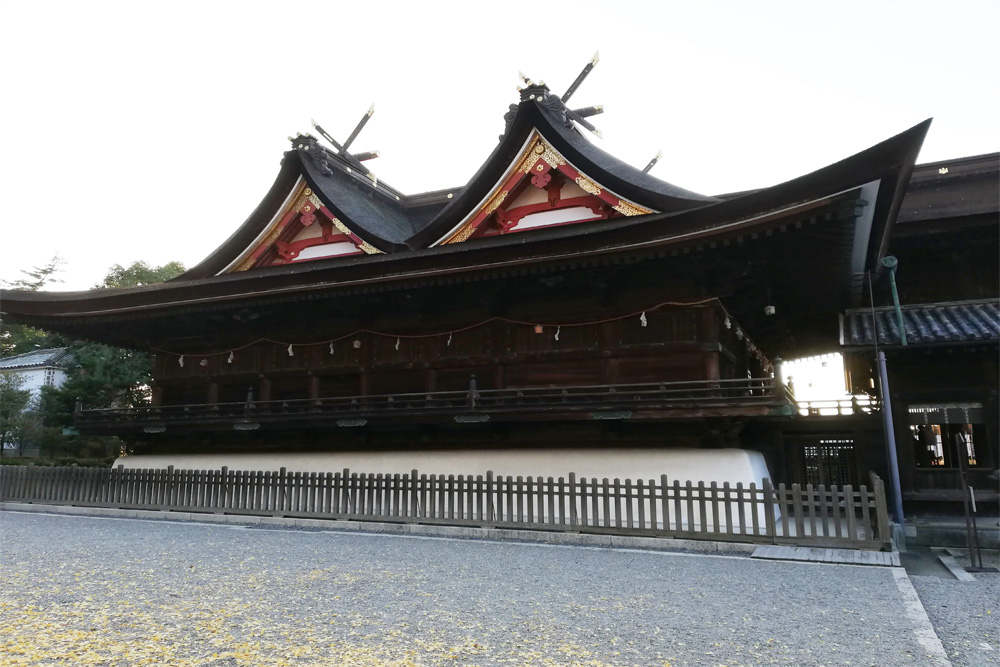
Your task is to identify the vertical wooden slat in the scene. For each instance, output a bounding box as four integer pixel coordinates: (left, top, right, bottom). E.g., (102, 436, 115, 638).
(500, 476, 509, 524)
(544, 477, 554, 526)
(349, 472, 359, 516)
(589, 478, 599, 528)
(525, 476, 535, 525)
(516, 476, 525, 524)
(792, 484, 805, 539)
(647, 478, 656, 532)
(859, 484, 872, 542)
(554, 476, 565, 526)
(762, 478, 776, 539)
(818, 484, 829, 537)
(579, 476, 588, 528)
(663, 476, 674, 532)
(844, 484, 857, 540)
(624, 478, 634, 529)
(389, 472, 399, 517)
(486, 471, 495, 523)
(805, 484, 817, 537)
(873, 472, 891, 546)
(602, 478, 611, 528)
(444, 474, 453, 521)
(698, 481, 708, 534)
(406, 471, 415, 518)
(832, 485, 844, 539)
(723, 482, 734, 535)
(680, 480, 690, 533)
(710, 481, 720, 534)
(568, 473, 578, 527)
(778, 483, 790, 538)
(373, 473, 383, 517)
(736, 482, 746, 535)
(613, 479, 623, 528)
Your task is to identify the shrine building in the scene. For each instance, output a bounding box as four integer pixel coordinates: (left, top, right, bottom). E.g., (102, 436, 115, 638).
(8, 62, 989, 506)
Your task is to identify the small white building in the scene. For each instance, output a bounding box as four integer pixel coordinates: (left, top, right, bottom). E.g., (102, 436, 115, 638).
(0, 347, 71, 399)
(0, 348, 71, 455)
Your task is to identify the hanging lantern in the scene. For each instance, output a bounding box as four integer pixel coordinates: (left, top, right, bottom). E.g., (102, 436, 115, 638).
(639, 312, 648, 327)
(352, 339, 361, 349)
(534, 325, 543, 334)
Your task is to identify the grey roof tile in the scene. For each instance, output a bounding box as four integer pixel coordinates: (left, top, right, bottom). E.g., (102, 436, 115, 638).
(841, 300, 999, 347)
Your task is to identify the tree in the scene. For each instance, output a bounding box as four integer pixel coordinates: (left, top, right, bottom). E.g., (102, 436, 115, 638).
(0, 256, 67, 357)
(32, 260, 186, 459)
(0, 373, 32, 457)
(96, 260, 186, 289)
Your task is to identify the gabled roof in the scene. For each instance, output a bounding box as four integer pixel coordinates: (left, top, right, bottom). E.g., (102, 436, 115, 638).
(840, 299, 1000, 349)
(0, 80, 931, 357)
(178, 83, 718, 279)
(0, 347, 71, 370)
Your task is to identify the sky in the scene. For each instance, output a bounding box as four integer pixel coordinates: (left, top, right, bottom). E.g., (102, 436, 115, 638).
(1, 0, 997, 294)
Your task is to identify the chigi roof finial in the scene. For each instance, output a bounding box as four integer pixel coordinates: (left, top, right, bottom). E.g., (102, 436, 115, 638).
(309, 104, 381, 186)
(643, 149, 662, 174)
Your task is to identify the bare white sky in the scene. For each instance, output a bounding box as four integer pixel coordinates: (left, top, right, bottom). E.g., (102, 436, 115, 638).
(1, 1, 997, 291)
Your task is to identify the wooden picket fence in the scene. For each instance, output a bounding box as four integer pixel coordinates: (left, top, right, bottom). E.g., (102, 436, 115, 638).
(0, 465, 892, 550)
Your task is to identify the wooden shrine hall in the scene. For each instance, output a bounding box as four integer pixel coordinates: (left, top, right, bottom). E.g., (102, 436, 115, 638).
(0, 63, 933, 487)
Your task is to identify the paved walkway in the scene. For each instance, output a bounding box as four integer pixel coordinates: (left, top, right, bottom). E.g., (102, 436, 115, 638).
(0, 511, 973, 666)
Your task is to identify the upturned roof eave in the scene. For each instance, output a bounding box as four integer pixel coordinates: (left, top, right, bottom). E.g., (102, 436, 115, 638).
(0, 119, 931, 323)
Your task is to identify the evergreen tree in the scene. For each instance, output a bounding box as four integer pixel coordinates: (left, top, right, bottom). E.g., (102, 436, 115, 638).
(26, 260, 186, 459)
(0, 373, 32, 457)
(0, 256, 67, 357)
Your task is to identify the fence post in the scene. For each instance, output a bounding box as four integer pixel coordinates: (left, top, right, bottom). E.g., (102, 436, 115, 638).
(871, 473, 890, 549)
(486, 470, 495, 523)
(762, 478, 776, 543)
(567, 472, 578, 527)
(221, 466, 229, 511)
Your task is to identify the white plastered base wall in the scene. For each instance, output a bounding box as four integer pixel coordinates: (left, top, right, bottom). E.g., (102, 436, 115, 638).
(115, 448, 775, 529)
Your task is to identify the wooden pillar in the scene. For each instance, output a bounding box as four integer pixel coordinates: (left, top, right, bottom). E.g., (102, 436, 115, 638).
(359, 371, 369, 396)
(493, 364, 504, 390)
(602, 356, 619, 384)
(425, 368, 437, 393)
(309, 375, 320, 404)
(700, 306, 721, 384)
(206, 382, 219, 405)
(151, 386, 164, 407)
(258, 378, 272, 403)
(700, 305, 720, 343)
(703, 352, 721, 383)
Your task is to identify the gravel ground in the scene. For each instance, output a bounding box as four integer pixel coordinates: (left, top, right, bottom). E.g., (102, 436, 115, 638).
(0, 512, 934, 667)
(909, 550, 999, 667)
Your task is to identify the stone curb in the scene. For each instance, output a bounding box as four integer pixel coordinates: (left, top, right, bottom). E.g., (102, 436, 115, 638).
(0, 501, 757, 554)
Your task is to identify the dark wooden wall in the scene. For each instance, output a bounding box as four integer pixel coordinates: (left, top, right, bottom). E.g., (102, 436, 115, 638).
(151, 303, 763, 407)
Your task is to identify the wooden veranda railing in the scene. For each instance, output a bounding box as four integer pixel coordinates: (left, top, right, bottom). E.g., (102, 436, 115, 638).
(0, 466, 891, 550)
(76, 377, 793, 427)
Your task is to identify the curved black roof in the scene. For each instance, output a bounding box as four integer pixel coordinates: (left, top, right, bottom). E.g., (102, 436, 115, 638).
(190, 83, 720, 266)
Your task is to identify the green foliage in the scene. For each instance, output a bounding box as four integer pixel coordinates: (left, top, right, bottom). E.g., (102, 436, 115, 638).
(14, 259, 187, 460)
(0, 372, 32, 454)
(96, 260, 186, 289)
(1, 255, 67, 357)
